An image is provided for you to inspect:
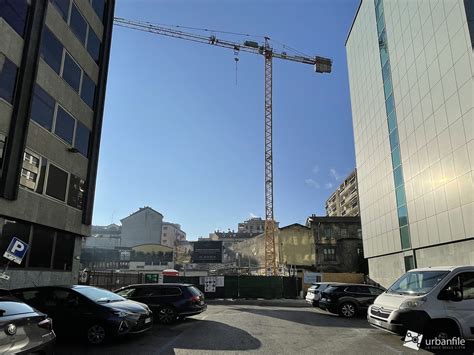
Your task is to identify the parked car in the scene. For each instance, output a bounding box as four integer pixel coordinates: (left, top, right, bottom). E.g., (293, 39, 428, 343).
(0, 296, 55, 354)
(319, 284, 385, 318)
(115, 283, 206, 324)
(305, 282, 344, 307)
(12, 285, 153, 345)
(368, 266, 474, 341)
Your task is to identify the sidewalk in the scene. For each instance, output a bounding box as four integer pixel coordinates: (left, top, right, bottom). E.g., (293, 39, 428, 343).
(206, 298, 311, 308)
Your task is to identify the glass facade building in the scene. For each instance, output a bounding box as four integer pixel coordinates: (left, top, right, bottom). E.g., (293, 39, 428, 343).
(346, 0, 473, 287)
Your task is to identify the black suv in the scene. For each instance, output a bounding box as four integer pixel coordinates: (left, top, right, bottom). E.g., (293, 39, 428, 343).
(115, 283, 206, 324)
(318, 284, 385, 318)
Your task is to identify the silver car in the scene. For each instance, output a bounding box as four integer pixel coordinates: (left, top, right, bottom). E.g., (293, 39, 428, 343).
(0, 297, 55, 354)
(306, 282, 344, 307)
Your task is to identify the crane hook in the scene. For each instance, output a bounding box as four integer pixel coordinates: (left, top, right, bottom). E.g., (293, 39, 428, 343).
(234, 47, 240, 86)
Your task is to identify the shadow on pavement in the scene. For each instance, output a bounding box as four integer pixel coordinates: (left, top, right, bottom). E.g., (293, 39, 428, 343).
(161, 319, 261, 353)
(233, 306, 372, 329)
(55, 319, 261, 354)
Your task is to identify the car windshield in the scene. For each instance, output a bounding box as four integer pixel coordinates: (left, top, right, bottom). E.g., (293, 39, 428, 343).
(387, 271, 449, 296)
(75, 287, 125, 303)
(115, 288, 136, 297)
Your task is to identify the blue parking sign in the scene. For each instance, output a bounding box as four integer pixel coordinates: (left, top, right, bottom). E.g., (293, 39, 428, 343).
(3, 237, 29, 265)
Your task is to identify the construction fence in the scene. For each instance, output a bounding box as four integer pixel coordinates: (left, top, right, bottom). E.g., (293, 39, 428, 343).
(81, 270, 302, 299)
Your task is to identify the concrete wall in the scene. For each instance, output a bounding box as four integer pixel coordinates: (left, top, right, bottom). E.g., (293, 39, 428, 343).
(278, 226, 314, 267)
(1, 234, 82, 289)
(368, 253, 405, 288)
(230, 225, 314, 268)
(415, 239, 474, 267)
(322, 272, 365, 284)
(121, 209, 163, 247)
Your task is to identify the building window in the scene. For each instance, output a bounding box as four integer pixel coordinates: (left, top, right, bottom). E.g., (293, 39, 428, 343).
(40, 27, 63, 75)
(54, 106, 75, 144)
(45, 164, 68, 201)
(50, 0, 70, 21)
(62, 53, 81, 92)
(323, 248, 336, 262)
(357, 229, 362, 239)
(0, 0, 29, 37)
(24, 152, 39, 167)
(74, 121, 90, 157)
(69, 4, 87, 44)
(340, 228, 347, 237)
(0, 134, 5, 171)
(91, 0, 105, 20)
(21, 169, 37, 181)
(87, 29, 101, 63)
(31, 85, 55, 130)
(53, 232, 75, 270)
(395, 186, 406, 207)
(67, 174, 85, 209)
(398, 205, 408, 227)
(80, 73, 95, 109)
(0, 55, 18, 104)
(404, 255, 415, 272)
(28, 225, 55, 268)
(324, 228, 332, 239)
(393, 166, 403, 188)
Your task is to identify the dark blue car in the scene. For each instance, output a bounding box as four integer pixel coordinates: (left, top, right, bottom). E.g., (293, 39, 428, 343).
(114, 283, 206, 324)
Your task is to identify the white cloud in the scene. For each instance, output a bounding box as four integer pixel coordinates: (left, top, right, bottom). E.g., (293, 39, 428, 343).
(305, 178, 320, 188)
(249, 212, 259, 218)
(312, 165, 320, 174)
(325, 182, 334, 189)
(329, 168, 342, 181)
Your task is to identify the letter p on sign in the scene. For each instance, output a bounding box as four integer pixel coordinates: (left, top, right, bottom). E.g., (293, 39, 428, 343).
(11, 241, 25, 254)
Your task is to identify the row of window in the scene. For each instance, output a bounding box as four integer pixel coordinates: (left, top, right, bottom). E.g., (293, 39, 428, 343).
(0, 0, 29, 38)
(20, 149, 85, 210)
(50, 0, 101, 64)
(40, 26, 96, 109)
(323, 247, 336, 261)
(31, 84, 90, 157)
(0, 55, 18, 104)
(0, 218, 76, 270)
(375, 0, 411, 250)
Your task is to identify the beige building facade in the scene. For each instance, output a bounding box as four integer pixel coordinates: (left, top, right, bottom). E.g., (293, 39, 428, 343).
(346, 0, 473, 287)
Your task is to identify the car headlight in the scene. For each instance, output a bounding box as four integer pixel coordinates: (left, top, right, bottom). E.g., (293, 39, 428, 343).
(399, 297, 427, 309)
(112, 309, 132, 317)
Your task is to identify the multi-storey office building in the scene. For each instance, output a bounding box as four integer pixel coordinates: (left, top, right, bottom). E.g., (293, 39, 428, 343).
(325, 169, 360, 217)
(346, 0, 473, 286)
(0, 0, 114, 287)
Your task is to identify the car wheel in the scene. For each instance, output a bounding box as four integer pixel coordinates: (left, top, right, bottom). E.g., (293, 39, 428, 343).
(86, 324, 107, 345)
(158, 306, 177, 324)
(339, 302, 357, 318)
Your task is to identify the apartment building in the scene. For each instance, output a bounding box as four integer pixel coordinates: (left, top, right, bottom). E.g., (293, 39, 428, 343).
(325, 169, 360, 217)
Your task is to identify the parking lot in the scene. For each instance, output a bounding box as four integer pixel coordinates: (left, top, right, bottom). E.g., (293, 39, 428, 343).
(55, 299, 435, 354)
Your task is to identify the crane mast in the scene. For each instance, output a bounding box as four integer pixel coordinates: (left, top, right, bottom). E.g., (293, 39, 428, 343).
(114, 17, 332, 276)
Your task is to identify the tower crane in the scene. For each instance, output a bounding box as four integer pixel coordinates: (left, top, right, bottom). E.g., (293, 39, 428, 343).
(113, 17, 332, 276)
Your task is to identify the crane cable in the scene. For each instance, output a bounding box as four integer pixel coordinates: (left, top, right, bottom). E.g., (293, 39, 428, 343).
(114, 18, 311, 58)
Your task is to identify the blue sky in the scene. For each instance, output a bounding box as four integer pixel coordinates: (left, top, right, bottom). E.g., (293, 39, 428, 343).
(93, 0, 360, 239)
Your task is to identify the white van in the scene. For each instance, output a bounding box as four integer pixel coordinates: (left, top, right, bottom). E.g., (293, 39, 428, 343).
(367, 266, 474, 340)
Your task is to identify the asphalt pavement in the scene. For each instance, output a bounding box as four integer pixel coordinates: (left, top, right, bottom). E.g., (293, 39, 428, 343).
(55, 299, 445, 354)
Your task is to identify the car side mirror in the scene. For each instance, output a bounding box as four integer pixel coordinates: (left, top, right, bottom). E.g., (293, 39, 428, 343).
(439, 288, 462, 302)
